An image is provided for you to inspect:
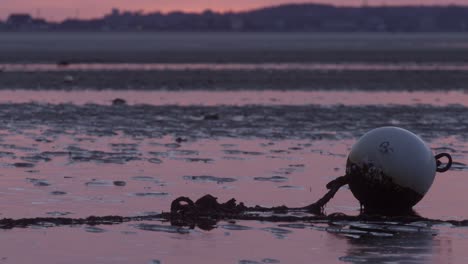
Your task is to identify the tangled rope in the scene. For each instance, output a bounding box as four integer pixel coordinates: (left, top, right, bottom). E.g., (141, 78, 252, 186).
(0, 153, 456, 230)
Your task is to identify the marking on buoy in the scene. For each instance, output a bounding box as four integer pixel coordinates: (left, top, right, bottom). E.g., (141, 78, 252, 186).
(379, 141, 394, 154)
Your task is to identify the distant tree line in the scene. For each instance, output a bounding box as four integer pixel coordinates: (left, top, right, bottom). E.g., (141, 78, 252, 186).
(2, 4, 468, 32)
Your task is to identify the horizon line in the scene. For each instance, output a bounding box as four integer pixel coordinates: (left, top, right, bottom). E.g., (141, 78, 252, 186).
(2, 2, 468, 22)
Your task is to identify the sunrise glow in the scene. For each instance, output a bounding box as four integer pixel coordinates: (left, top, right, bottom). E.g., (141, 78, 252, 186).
(1, 0, 468, 21)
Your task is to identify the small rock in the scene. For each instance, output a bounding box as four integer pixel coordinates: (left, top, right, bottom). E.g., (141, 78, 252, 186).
(113, 181, 126, 186)
(112, 98, 127, 106)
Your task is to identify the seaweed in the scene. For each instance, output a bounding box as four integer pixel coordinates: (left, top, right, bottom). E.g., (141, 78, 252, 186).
(0, 175, 465, 231)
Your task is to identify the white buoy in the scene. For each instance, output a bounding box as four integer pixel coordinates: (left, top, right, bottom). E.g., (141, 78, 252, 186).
(346, 126, 449, 212)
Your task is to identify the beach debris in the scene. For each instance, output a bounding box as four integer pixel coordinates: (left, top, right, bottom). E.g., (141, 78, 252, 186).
(346, 126, 452, 213)
(112, 98, 127, 106)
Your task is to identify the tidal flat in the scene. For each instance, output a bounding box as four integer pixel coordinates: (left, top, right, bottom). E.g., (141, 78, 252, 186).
(0, 32, 467, 263)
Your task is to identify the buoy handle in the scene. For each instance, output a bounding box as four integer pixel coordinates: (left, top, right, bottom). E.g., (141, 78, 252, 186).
(435, 153, 452, 173)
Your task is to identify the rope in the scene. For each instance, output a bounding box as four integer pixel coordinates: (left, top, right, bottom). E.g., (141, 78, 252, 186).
(0, 158, 456, 230)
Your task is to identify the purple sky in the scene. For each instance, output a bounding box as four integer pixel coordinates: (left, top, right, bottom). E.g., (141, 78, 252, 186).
(1, 0, 467, 21)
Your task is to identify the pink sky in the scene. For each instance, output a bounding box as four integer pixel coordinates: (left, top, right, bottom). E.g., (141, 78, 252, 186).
(1, 0, 467, 21)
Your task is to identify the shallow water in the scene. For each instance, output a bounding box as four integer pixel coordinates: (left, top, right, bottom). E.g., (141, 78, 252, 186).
(0, 89, 467, 263)
(4, 62, 468, 72)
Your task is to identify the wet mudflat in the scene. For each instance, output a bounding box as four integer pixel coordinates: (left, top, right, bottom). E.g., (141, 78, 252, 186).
(1, 32, 468, 263)
(0, 90, 466, 263)
(3, 33, 468, 91)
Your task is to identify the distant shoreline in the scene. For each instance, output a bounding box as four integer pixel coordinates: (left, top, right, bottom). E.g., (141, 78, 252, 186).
(3, 4, 468, 32)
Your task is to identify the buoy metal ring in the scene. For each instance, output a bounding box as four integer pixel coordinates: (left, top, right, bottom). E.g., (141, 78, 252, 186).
(435, 153, 452, 173)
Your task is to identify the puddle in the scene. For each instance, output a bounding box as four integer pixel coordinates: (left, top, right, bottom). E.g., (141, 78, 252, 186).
(133, 223, 191, 234)
(0, 219, 466, 263)
(183, 175, 237, 184)
(254, 176, 289, 183)
(130, 192, 169, 197)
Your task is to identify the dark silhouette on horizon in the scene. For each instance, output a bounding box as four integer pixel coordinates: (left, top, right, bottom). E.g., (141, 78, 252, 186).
(2, 4, 468, 32)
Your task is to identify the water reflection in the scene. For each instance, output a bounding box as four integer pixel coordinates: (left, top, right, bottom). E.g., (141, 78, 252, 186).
(340, 230, 437, 263)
